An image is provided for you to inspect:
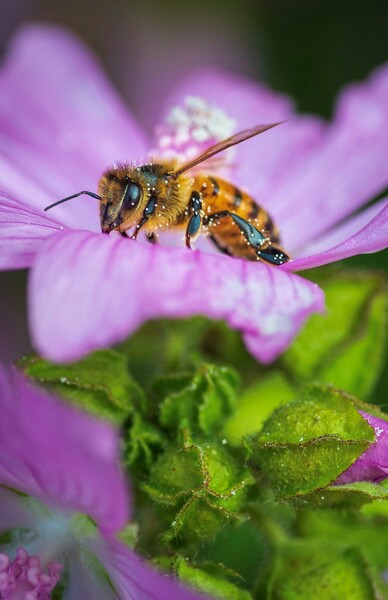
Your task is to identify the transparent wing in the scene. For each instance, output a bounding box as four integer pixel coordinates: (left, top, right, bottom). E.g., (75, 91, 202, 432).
(171, 122, 284, 177)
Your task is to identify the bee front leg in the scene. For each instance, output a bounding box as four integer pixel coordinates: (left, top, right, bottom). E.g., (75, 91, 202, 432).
(185, 191, 203, 249)
(132, 195, 158, 240)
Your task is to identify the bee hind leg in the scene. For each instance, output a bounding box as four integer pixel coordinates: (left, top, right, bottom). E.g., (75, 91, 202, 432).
(203, 211, 266, 250)
(209, 234, 232, 256)
(256, 244, 291, 265)
(204, 210, 290, 265)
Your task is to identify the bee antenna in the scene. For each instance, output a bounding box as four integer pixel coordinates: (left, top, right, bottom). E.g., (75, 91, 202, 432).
(44, 191, 102, 212)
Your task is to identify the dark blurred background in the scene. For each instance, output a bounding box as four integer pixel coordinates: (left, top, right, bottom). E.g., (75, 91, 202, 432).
(1, 0, 387, 374)
(2, 0, 388, 120)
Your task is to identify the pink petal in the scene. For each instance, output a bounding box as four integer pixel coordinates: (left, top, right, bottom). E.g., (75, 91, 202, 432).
(64, 553, 120, 600)
(0, 487, 36, 532)
(29, 230, 324, 364)
(336, 412, 388, 484)
(0, 23, 148, 229)
(286, 199, 388, 271)
(275, 63, 388, 251)
(91, 538, 208, 600)
(0, 192, 63, 270)
(0, 365, 130, 535)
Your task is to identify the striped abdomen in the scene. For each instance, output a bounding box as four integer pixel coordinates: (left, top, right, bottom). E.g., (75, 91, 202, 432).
(193, 175, 289, 263)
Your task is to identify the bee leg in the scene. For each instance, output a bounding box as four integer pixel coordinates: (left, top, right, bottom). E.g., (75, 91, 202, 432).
(146, 232, 158, 244)
(120, 231, 129, 238)
(227, 215, 290, 264)
(204, 211, 266, 249)
(256, 244, 291, 265)
(132, 195, 158, 240)
(204, 211, 290, 265)
(131, 217, 147, 240)
(185, 191, 203, 249)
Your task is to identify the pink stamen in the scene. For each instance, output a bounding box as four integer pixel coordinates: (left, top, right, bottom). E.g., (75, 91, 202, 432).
(0, 547, 62, 599)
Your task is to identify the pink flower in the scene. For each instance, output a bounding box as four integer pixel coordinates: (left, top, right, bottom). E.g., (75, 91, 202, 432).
(0, 363, 207, 599)
(0, 24, 387, 363)
(336, 411, 388, 485)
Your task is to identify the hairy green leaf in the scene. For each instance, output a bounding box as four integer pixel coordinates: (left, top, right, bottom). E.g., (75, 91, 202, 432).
(20, 350, 143, 424)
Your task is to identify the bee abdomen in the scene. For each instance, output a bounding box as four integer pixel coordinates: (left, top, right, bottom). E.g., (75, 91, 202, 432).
(194, 175, 286, 263)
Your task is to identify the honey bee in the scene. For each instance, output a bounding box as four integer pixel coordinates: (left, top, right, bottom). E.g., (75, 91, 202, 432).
(45, 123, 290, 265)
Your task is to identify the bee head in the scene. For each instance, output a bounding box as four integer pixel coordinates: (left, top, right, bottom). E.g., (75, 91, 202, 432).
(97, 166, 145, 234)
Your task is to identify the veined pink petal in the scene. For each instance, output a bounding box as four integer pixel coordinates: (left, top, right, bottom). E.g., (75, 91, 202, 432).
(336, 411, 388, 484)
(0, 192, 63, 270)
(286, 199, 388, 271)
(64, 553, 120, 600)
(0, 365, 130, 535)
(29, 230, 324, 364)
(0, 23, 148, 228)
(91, 538, 208, 600)
(276, 63, 388, 251)
(0, 487, 36, 532)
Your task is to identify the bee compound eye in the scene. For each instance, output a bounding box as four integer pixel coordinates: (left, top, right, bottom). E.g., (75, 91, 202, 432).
(123, 182, 141, 209)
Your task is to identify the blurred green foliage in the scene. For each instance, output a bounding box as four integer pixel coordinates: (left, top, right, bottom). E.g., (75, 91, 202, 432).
(22, 283, 388, 597)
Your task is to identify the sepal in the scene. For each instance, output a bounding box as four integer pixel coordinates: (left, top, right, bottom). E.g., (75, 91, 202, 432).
(142, 433, 253, 547)
(157, 364, 239, 437)
(246, 385, 375, 499)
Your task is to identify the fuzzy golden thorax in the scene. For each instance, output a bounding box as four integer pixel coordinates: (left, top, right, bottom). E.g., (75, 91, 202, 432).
(97, 161, 192, 235)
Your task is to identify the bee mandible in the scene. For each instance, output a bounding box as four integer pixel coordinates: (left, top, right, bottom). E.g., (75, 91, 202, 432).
(45, 123, 290, 265)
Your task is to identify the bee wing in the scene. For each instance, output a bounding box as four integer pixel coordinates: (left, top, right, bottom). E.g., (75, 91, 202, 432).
(171, 122, 284, 177)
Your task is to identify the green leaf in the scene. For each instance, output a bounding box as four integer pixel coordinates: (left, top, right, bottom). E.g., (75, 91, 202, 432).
(294, 482, 388, 509)
(142, 436, 253, 546)
(158, 364, 239, 437)
(123, 412, 166, 475)
(247, 385, 375, 499)
(269, 546, 379, 600)
(223, 372, 295, 446)
(297, 507, 388, 596)
(197, 520, 269, 589)
(361, 479, 388, 518)
(173, 557, 253, 600)
(20, 350, 142, 425)
(117, 523, 139, 549)
(283, 271, 387, 398)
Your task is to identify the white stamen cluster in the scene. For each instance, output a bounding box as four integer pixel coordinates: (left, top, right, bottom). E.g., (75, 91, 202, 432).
(153, 96, 236, 166)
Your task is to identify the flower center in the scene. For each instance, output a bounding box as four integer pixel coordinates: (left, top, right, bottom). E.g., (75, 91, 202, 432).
(0, 547, 62, 599)
(154, 96, 236, 164)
